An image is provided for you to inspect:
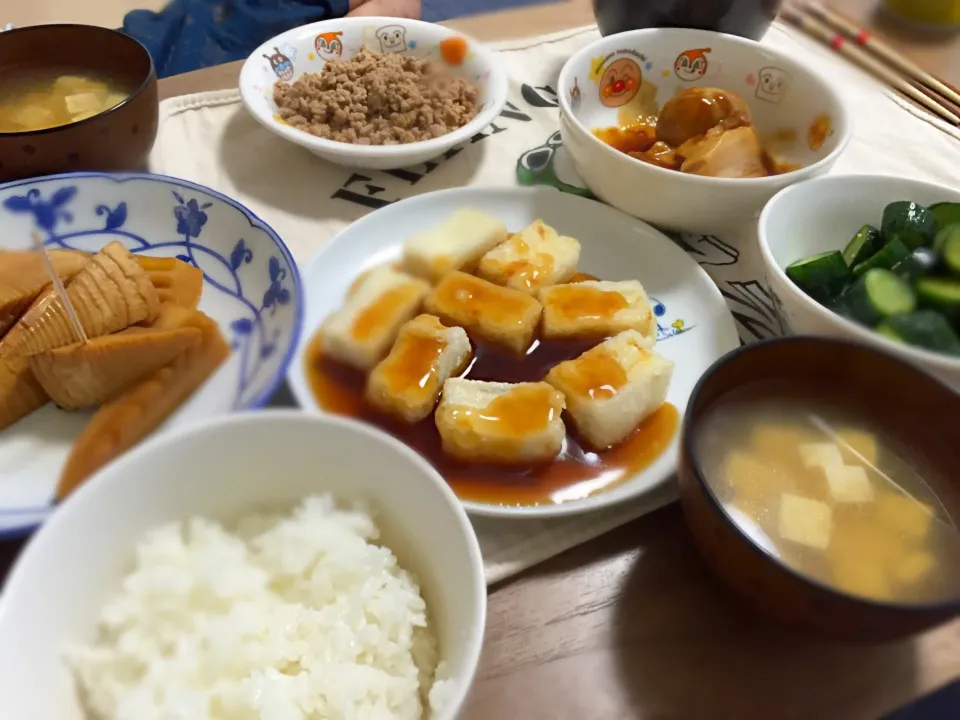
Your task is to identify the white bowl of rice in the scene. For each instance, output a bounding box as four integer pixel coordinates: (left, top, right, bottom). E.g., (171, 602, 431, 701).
(0, 410, 486, 720)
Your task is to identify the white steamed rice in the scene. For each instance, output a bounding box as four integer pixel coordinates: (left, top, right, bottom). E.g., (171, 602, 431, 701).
(67, 494, 449, 720)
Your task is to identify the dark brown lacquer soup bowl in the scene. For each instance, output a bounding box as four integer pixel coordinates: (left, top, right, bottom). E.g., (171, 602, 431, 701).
(0, 25, 158, 182)
(678, 336, 960, 641)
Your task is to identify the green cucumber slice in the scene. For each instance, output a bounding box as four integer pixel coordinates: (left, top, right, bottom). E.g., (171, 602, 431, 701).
(851, 238, 911, 276)
(891, 247, 939, 283)
(785, 250, 851, 302)
(842, 225, 882, 267)
(929, 202, 960, 230)
(944, 233, 960, 277)
(932, 223, 960, 255)
(877, 311, 960, 356)
(915, 276, 960, 320)
(846, 269, 916, 326)
(881, 201, 939, 249)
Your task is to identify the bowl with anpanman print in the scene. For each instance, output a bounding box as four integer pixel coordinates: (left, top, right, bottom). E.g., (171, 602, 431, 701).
(557, 28, 851, 236)
(239, 17, 508, 170)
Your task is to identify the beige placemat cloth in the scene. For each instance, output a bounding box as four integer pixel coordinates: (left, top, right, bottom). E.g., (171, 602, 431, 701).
(149, 22, 960, 585)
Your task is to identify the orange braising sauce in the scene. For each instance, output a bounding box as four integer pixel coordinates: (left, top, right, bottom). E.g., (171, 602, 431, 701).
(304, 270, 678, 506)
(592, 119, 799, 175)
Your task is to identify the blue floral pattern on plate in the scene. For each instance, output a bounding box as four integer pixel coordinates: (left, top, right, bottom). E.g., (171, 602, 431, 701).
(0, 172, 303, 537)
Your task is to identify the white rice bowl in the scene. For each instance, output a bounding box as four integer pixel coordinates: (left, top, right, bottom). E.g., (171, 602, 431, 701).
(66, 494, 449, 720)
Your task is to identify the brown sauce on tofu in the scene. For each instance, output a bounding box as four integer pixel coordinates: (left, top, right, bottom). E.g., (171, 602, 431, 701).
(304, 329, 678, 507)
(378, 332, 446, 398)
(428, 271, 535, 327)
(350, 284, 423, 340)
(543, 284, 629, 323)
(550, 345, 628, 401)
(446, 383, 559, 438)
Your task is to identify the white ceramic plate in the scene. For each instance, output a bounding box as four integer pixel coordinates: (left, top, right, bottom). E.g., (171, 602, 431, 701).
(0, 173, 303, 536)
(287, 187, 739, 518)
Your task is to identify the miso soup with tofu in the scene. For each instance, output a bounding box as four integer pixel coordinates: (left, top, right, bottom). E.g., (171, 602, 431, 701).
(695, 381, 960, 603)
(0, 71, 130, 132)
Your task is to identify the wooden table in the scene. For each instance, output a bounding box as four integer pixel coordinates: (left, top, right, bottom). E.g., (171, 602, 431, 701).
(3, 1, 960, 718)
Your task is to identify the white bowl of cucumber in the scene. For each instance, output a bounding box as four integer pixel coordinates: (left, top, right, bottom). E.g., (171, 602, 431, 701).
(759, 173, 960, 390)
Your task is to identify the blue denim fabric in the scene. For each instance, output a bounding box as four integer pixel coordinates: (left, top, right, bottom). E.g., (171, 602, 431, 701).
(122, 0, 349, 78)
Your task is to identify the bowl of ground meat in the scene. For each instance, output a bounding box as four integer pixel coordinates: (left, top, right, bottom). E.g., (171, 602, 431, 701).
(240, 17, 509, 170)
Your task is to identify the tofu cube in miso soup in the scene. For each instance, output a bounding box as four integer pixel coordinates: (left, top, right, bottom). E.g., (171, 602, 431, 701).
(747, 424, 828, 501)
(539, 280, 656, 341)
(826, 518, 900, 601)
(894, 551, 935, 586)
(424, 271, 542, 354)
(875, 491, 933, 541)
(434, 379, 566, 464)
(477, 219, 581, 294)
(402, 208, 509, 283)
(778, 493, 832, 551)
(799, 442, 844, 471)
(545, 330, 672, 450)
(749, 423, 815, 468)
(366, 314, 471, 423)
(823, 463, 874, 504)
(721, 451, 783, 519)
(321, 266, 430, 371)
(835, 427, 879, 466)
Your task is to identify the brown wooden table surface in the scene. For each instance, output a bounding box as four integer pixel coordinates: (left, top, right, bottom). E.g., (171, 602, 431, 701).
(3, 1, 960, 718)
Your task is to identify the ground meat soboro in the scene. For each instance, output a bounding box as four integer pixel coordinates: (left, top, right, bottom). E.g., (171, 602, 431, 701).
(273, 48, 480, 145)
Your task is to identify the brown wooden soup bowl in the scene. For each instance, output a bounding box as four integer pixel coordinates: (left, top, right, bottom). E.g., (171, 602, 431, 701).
(678, 336, 960, 641)
(0, 25, 158, 182)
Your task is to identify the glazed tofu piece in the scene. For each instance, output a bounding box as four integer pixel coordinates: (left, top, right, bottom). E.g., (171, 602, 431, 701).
(322, 267, 430, 371)
(476, 219, 581, 294)
(424, 271, 542, 354)
(402, 208, 509, 283)
(539, 280, 655, 341)
(434, 379, 566, 464)
(366, 314, 472, 423)
(778, 493, 832, 551)
(545, 330, 672, 449)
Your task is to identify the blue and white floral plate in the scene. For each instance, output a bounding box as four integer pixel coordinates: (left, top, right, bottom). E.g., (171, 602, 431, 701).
(287, 186, 740, 519)
(0, 172, 303, 536)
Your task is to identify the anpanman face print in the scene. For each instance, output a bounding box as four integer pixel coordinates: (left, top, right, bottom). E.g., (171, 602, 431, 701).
(599, 58, 641, 108)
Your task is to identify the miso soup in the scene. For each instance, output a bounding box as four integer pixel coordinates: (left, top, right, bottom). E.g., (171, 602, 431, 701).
(695, 380, 960, 604)
(0, 70, 130, 133)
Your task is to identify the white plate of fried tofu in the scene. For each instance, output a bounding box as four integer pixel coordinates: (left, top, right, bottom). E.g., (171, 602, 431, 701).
(288, 187, 739, 518)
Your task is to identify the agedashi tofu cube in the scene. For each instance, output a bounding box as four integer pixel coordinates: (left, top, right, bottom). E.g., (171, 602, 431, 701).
(545, 330, 672, 449)
(476, 219, 581, 294)
(434, 379, 566, 463)
(424, 271, 542, 354)
(366, 314, 471, 423)
(539, 280, 655, 340)
(778, 493, 832, 550)
(823, 463, 874, 503)
(322, 266, 430, 371)
(875, 491, 933, 541)
(402, 208, 509, 282)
